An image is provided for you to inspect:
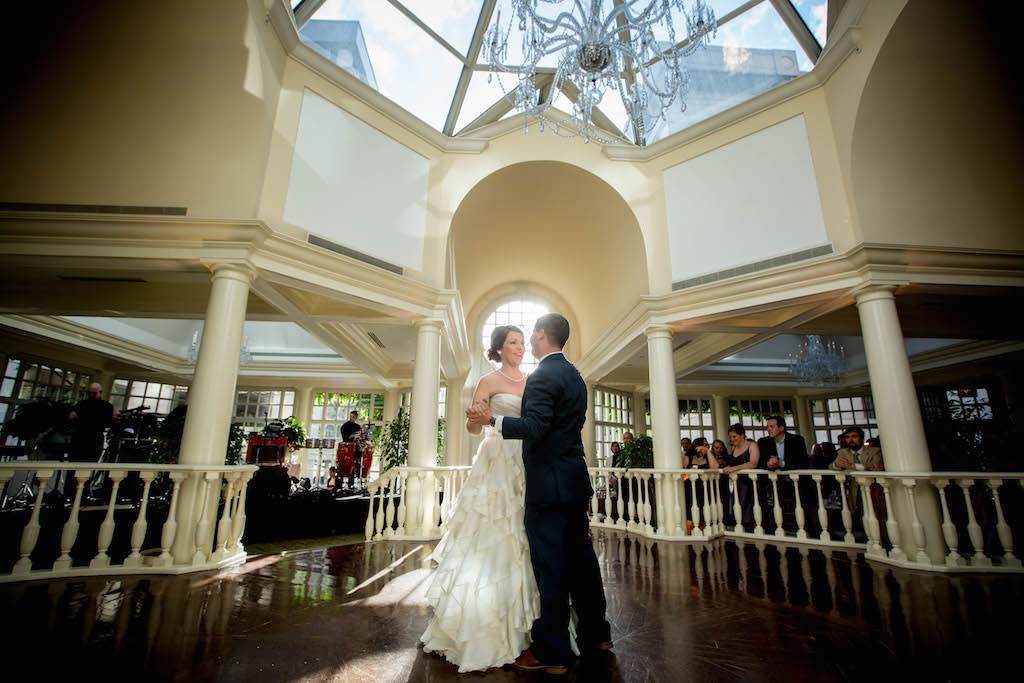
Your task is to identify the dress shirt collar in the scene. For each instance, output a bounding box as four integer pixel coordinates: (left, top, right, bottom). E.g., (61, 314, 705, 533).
(536, 350, 565, 364)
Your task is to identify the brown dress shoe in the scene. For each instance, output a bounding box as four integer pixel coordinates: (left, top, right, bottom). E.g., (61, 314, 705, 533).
(510, 649, 568, 675)
(594, 641, 614, 651)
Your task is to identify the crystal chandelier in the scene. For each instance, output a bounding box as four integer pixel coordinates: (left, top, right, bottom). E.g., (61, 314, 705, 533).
(186, 331, 253, 368)
(483, 0, 717, 145)
(788, 335, 847, 386)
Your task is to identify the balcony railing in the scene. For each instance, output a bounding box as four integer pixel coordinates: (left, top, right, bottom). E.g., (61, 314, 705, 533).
(0, 461, 257, 583)
(364, 465, 1024, 573)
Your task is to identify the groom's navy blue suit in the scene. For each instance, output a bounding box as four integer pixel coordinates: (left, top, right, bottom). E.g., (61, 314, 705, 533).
(499, 351, 610, 665)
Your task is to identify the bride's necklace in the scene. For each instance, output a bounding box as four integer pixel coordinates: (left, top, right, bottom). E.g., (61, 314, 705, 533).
(498, 367, 525, 383)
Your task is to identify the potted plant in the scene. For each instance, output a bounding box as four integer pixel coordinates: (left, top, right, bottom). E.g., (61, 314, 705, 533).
(617, 435, 654, 470)
(377, 410, 446, 473)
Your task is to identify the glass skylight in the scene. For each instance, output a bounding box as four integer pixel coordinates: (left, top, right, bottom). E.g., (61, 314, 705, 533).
(292, 1, 828, 144)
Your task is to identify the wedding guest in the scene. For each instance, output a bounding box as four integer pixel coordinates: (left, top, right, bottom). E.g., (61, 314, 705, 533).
(831, 427, 885, 531)
(69, 382, 115, 463)
(622, 431, 634, 446)
(683, 438, 718, 528)
(326, 466, 339, 490)
(609, 441, 621, 467)
(757, 415, 811, 534)
(680, 436, 692, 458)
(719, 424, 760, 529)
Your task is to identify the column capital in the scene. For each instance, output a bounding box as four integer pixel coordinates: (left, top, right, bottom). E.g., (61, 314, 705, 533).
(644, 324, 674, 341)
(210, 263, 257, 285)
(413, 318, 444, 333)
(851, 283, 900, 305)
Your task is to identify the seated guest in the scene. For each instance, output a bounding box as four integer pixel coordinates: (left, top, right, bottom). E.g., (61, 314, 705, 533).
(831, 427, 885, 535)
(326, 466, 339, 490)
(757, 415, 811, 534)
(719, 424, 760, 530)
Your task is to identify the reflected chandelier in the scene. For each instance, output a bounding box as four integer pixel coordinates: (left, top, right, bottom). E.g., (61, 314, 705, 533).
(788, 335, 847, 386)
(483, 0, 717, 145)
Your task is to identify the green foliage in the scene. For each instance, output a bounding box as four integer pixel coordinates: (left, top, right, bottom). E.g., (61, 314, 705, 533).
(225, 422, 245, 465)
(379, 410, 410, 471)
(378, 411, 447, 471)
(269, 415, 306, 449)
(617, 435, 654, 470)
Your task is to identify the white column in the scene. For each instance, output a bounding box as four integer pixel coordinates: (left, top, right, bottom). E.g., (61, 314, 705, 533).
(855, 284, 945, 563)
(173, 264, 253, 563)
(382, 388, 401, 424)
(712, 394, 730, 443)
(443, 375, 467, 466)
(293, 386, 313, 426)
(633, 390, 647, 437)
(409, 320, 442, 467)
(793, 395, 813, 441)
(647, 325, 679, 534)
(583, 383, 597, 466)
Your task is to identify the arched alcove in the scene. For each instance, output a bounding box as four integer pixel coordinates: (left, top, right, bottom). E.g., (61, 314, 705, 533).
(448, 161, 648, 356)
(850, 0, 1024, 250)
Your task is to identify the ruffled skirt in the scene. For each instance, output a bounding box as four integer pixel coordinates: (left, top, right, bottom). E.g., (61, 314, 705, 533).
(420, 433, 538, 672)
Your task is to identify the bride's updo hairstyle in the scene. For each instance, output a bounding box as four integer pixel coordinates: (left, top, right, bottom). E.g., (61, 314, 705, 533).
(487, 325, 523, 362)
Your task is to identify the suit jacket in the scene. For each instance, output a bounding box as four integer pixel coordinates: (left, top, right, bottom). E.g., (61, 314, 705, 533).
(756, 432, 809, 471)
(500, 352, 593, 505)
(830, 446, 884, 472)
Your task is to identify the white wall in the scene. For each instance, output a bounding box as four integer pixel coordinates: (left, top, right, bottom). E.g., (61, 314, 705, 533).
(283, 89, 429, 271)
(664, 115, 828, 282)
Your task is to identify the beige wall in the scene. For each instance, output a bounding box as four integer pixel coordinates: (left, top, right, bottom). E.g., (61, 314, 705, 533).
(849, 0, 1024, 249)
(450, 161, 648, 352)
(0, 0, 286, 218)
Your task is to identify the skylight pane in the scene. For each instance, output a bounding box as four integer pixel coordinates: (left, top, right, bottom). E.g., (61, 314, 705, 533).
(791, 0, 827, 47)
(302, 0, 464, 131)
(398, 0, 484, 56)
(455, 71, 514, 133)
(645, 2, 809, 144)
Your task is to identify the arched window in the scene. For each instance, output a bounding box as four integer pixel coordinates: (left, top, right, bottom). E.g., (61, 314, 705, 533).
(481, 299, 550, 374)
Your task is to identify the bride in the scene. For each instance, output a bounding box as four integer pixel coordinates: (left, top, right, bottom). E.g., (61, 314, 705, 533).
(420, 324, 541, 672)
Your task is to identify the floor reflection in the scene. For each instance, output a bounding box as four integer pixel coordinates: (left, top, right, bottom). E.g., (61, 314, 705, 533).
(0, 529, 1019, 681)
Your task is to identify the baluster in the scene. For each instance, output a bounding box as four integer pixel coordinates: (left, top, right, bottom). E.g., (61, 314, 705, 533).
(191, 472, 216, 565)
(730, 473, 743, 533)
(716, 473, 724, 536)
(440, 471, 451, 525)
(653, 473, 665, 536)
(671, 473, 684, 537)
(934, 479, 965, 566)
(374, 477, 387, 540)
(589, 472, 598, 522)
(770, 473, 783, 537)
(877, 477, 906, 561)
(364, 482, 377, 540)
(634, 473, 646, 532)
(13, 467, 54, 574)
(642, 474, 654, 535)
(688, 475, 702, 538)
(618, 473, 634, 532)
(837, 474, 855, 543)
(90, 470, 126, 569)
(860, 476, 885, 558)
(395, 471, 408, 537)
(615, 472, 626, 528)
(990, 480, 1021, 568)
(230, 472, 251, 554)
(812, 474, 829, 542)
(157, 472, 185, 568)
(417, 471, 431, 537)
(698, 474, 710, 535)
(125, 471, 157, 568)
(899, 479, 932, 565)
(957, 479, 991, 567)
(54, 469, 91, 572)
(433, 471, 443, 535)
(752, 473, 765, 536)
(211, 473, 237, 563)
(792, 474, 808, 540)
(384, 477, 397, 538)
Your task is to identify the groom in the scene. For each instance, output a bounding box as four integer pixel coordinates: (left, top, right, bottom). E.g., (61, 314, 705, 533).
(468, 313, 611, 674)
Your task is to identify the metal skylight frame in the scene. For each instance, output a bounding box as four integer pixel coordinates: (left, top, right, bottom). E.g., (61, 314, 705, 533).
(290, 0, 824, 146)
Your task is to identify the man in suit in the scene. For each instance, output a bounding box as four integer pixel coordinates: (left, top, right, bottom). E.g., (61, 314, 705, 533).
(757, 415, 810, 534)
(468, 313, 611, 675)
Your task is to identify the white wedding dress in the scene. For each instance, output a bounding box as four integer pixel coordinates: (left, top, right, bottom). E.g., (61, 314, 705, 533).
(420, 392, 538, 672)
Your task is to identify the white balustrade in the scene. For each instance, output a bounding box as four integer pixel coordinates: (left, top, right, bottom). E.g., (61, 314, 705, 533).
(0, 462, 256, 583)
(363, 466, 472, 541)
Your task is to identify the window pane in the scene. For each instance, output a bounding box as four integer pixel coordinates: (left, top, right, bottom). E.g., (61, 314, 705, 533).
(145, 383, 161, 398)
(112, 379, 129, 395)
(313, 406, 324, 420)
(160, 385, 174, 399)
(0, 379, 14, 397)
(4, 359, 20, 378)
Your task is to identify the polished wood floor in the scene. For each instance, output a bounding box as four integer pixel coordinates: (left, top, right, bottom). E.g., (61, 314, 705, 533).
(1, 528, 1019, 682)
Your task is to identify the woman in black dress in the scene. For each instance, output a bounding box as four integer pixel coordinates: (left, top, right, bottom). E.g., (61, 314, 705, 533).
(683, 438, 719, 528)
(718, 424, 760, 530)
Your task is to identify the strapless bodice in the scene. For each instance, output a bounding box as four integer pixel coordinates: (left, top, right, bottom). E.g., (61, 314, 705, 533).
(490, 392, 522, 418)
